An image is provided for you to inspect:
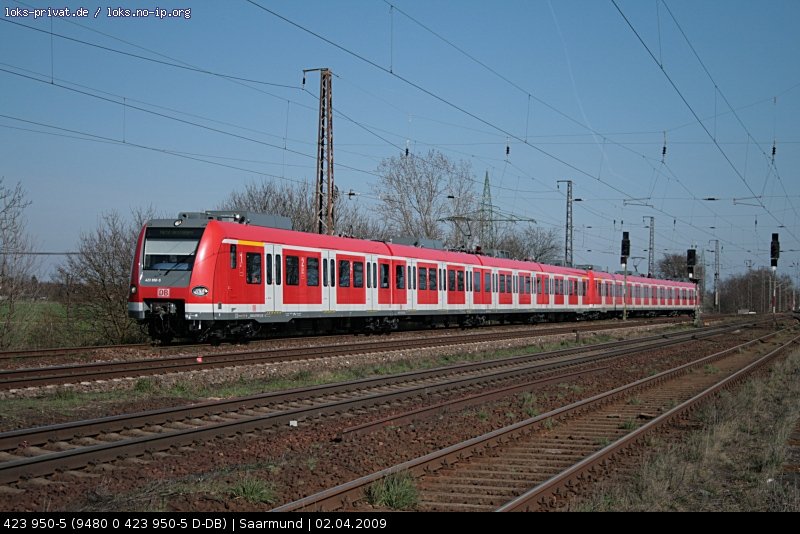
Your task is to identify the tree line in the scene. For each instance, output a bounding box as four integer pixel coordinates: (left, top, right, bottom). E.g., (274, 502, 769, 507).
(1, 151, 793, 348)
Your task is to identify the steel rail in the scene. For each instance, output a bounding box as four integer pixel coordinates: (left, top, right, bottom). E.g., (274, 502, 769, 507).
(270, 328, 788, 512)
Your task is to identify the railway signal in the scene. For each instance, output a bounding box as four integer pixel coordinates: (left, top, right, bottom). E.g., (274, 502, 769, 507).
(771, 233, 780, 269)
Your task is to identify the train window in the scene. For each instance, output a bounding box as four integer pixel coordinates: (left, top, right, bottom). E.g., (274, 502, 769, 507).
(429, 268, 437, 291)
(412, 267, 417, 290)
(230, 244, 237, 269)
(419, 267, 427, 290)
(380, 264, 390, 288)
(366, 262, 371, 289)
(485, 273, 491, 293)
(457, 271, 464, 291)
(339, 260, 351, 287)
(330, 259, 335, 287)
(285, 255, 300, 286)
(354, 262, 364, 288)
(307, 257, 319, 287)
(448, 269, 455, 291)
(499, 275, 505, 293)
(396, 265, 405, 289)
(373, 262, 377, 289)
(246, 253, 262, 284)
(276, 254, 281, 285)
(323, 258, 328, 287)
(525, 276, 531, 295)
(266, 253, 273, 285)
(474, 271, 481, 292)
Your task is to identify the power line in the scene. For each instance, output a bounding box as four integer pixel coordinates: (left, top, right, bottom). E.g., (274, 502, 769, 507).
(244, 0, 787, 262)
(659, 0, 799, 222)
(1, 18, 302, 89)
(611, 0, 798, 246)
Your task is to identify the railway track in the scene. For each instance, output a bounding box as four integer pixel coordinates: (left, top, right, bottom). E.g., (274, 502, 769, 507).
(0, 317, 693, 390)
(272, 325, 798, 512)
(0, 321, 750, 486)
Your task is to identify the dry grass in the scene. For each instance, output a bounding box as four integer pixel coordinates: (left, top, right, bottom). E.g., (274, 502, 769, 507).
(571, 351, 800, 512)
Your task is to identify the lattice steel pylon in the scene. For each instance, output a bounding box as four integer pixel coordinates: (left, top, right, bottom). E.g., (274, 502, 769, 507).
(645, 216, 655, 277)
(557, 180, 573, 267)
(479, 170, 495, 249)
(305, 68, 335, 235)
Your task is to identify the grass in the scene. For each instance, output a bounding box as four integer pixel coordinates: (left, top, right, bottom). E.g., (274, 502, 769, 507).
(1, 320, 677, 430)
(77, 462, 283, 511)
(619, 418, 638, 430)
(0, 299, 142, 349)
(228, 477, 276, 504)
(364, 472, 418, 510)
(572, 351, 800, 512)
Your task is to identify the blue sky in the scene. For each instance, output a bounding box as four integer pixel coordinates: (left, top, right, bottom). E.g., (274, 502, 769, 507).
(2, 0, 799, 282)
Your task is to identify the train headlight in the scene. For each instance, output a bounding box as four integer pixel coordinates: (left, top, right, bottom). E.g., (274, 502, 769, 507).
(192, 286, 209, 297)
(129, 285, 137, 295)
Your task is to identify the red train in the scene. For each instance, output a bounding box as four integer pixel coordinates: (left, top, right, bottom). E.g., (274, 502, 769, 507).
(128, 211, 697, 343)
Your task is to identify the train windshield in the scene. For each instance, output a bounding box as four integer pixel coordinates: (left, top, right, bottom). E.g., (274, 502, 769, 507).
(143, 227, 205, 271)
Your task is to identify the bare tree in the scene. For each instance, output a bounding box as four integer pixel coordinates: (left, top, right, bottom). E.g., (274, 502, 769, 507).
(656, 252, 689, 280)
(56, 209, 153, 344)
(220, 180, 316, 232)
(719, 267, 794, 314)
(375, 149, 477, 244)
(0, 179, 38, 348)
(220, 180, 386, 240)
(494, 225, 561, 263)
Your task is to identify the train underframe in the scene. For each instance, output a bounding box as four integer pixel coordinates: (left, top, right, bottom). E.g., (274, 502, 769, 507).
(140, 300, 693, 344)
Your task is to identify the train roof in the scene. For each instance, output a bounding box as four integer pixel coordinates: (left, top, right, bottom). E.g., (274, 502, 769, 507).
(151, 216, 694, 289)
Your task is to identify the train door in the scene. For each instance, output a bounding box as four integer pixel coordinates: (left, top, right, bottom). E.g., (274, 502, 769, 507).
(392, 259, 407, 309)
(438, 264, 447, 312)
(406, 261, 417, 310)
(498, 270, 512, 307)
(536, 274, 549, 306)
(365, 255, 378, 310)
(377, 259, 392, 308)
(568, 278, 579, 306)
(321, 250, 335, 312)
(466, 269, 474, 310)
(262, 244, 278, 313)
(446, 265, 466, 306)
(519, 273, 532, 308)
(416, 262, 438, 308)
(553, 276, 565, 307)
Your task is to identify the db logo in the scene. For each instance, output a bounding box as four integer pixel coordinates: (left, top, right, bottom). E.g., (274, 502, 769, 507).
(157, 288, 170, 298)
